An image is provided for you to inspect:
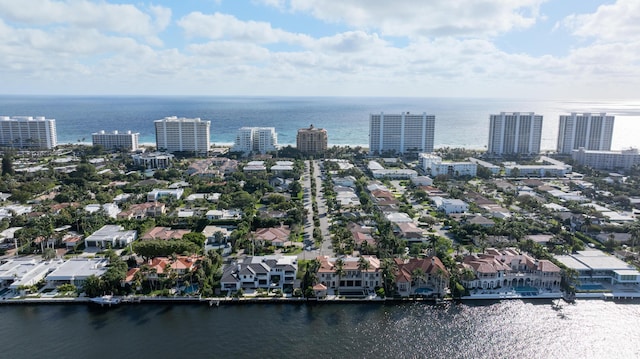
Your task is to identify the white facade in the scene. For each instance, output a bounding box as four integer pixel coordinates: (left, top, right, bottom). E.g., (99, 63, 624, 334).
(487, 112, 543, 156)
(572, 148, 640, 171)
(84, 225, 137, 248)
(432, 196, 469, 214)
(0, 116, 57, 149)
(92, 130, 139, 151)
(369, 112, 435, 154)
(147, 188, 184, 202)
(132, 152, 174, 169)
(419, 153, 477, 177)
(233, 127, 278, 154)
(155, 116, 210, 155)
(557, 113, 614, 154)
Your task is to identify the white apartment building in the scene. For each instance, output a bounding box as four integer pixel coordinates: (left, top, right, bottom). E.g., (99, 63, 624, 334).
(0, 116, 57, 149)
(155, 116, 210, 155)
(487, 112, 543, 156)
(572, 147, 640, 171)
(557, 113, 614, 154)
(369, 112, 435, 155)
(233, 127, 278, 154)
(419, 153, 477, 177)
(92, 130, 139, 151)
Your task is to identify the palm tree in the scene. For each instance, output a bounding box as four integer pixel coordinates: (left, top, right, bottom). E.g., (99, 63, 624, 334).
(357, 256, 371, 290)
(433, 268, 447, 297)
(334, 258, 345, 295)
(381, 258, 397, 297)
(411, 267, 426, 293)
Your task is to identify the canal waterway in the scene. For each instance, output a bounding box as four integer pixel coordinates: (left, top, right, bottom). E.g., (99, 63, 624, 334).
(1, 299, 638, 358)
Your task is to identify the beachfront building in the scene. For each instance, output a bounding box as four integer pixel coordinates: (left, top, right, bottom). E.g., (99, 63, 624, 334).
(316, 255, 382, 296)
(557, 113, 614, 154)
(220, 255, 298, 292)
(460, 248, 561, 291)
(155, 116, 210, 155)
(92, 130, 139, 151)
(0, 116, 57, 149)
(369, 112, 435, 155)
(571, 148, 640, 171)
(487, 112, 543, 156)
(297, 124, 328, 155)
(233, 127, 278, 155)
(419, 153, 477, 178)
(394, 257, 449, 297)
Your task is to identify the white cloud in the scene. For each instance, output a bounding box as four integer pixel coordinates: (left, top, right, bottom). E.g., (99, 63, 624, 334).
(563, 0, 640, 42)
(0, 0, 170, 43)
(178, 11, 310, 44)
(261, 0, 546, 37)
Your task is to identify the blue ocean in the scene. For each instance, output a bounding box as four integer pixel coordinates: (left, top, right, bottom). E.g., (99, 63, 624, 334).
(0, 96, 638, 150)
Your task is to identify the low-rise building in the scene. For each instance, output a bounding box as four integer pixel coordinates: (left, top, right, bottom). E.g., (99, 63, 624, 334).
(431, 197, 469, 214)
(460, 248, 561, 291)
(572, 147, 640, 171)
(555, 249, 640, 286)
(316, 255, 382, 295)
(84, 225, 137, 248)
(140, 227, 190, 241)
(394, 256, 449, 297)
(132, 152, 174, 169)
(147, 188, 184, 202)
(46, 258, 109, 287)
(419, 153, 477, 177)
(221, 255, 298, 292)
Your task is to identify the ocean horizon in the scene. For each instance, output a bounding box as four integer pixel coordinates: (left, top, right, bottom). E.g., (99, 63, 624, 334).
(1, 95, 639, 151)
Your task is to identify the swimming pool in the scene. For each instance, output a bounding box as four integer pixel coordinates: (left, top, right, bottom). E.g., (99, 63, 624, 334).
(577, 284, 606, 291)
(513, 286, 539, 296)
(415, 287, 433, 294)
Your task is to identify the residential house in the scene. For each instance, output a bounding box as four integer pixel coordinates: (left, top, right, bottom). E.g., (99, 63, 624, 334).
(431, 197, 469, 214)
(394, 256, 449, 297)
(316, 255, 382, 295)
(140, 227, 190, 241)
(252, 225, 291, 247)
(147, 188, 184, 202)
(221, 255, 298, 292)
(45, 258, 109, 288)
(461, 248, 562, 291)
(84, 225, 137, 248)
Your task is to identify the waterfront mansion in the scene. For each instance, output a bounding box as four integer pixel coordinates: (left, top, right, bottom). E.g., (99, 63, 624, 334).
(459, 248, 562, 291)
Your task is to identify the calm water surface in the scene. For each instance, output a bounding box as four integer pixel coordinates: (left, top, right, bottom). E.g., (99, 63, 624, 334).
(0, 300, 638, 358)
(1, 96, 639, 150)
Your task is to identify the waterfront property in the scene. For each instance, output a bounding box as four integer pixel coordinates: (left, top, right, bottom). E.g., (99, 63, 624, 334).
(220, 255, 298, 292)
(0, 258, 62, 291)
(369, 112, 435, 155)
(460, 248, 562, 292)
(0, 116, 57, 149)
(233, 127, 278, 155)
(92, 130, 139, 151)
(297, 124, 327, 155)
(316, 255, 382, 296)
(557, 113, 614, 154)
(154, 116, 210, 155)
(394, 257, 449, 297)
(487, 112, 543, 156)
(45, 258, 109, 288)
(555, 249, 640, 288)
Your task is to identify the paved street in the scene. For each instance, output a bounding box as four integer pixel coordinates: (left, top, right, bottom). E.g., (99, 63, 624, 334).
(298, 160, 334, 260)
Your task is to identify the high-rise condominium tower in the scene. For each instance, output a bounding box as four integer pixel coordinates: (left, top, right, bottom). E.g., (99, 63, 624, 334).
(487, 112, 543, 156)
(155, 116, 210, 155)
(0, 116, 57, 149)
(233, 127, 278, 154)
(369, 112, 435, 154)
(92, 130, 140, 151)
(557, 113, 614, 154)
(297, 124, 328, 155)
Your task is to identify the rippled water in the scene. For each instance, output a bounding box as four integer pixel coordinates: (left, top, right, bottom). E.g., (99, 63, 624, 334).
(0, 300, 638, 358)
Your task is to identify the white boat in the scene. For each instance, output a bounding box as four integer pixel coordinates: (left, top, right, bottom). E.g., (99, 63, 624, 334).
(90, 295, 122, 306)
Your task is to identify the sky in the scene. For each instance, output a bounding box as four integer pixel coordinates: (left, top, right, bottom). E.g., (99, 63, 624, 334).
(0, 0, 638, 98)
